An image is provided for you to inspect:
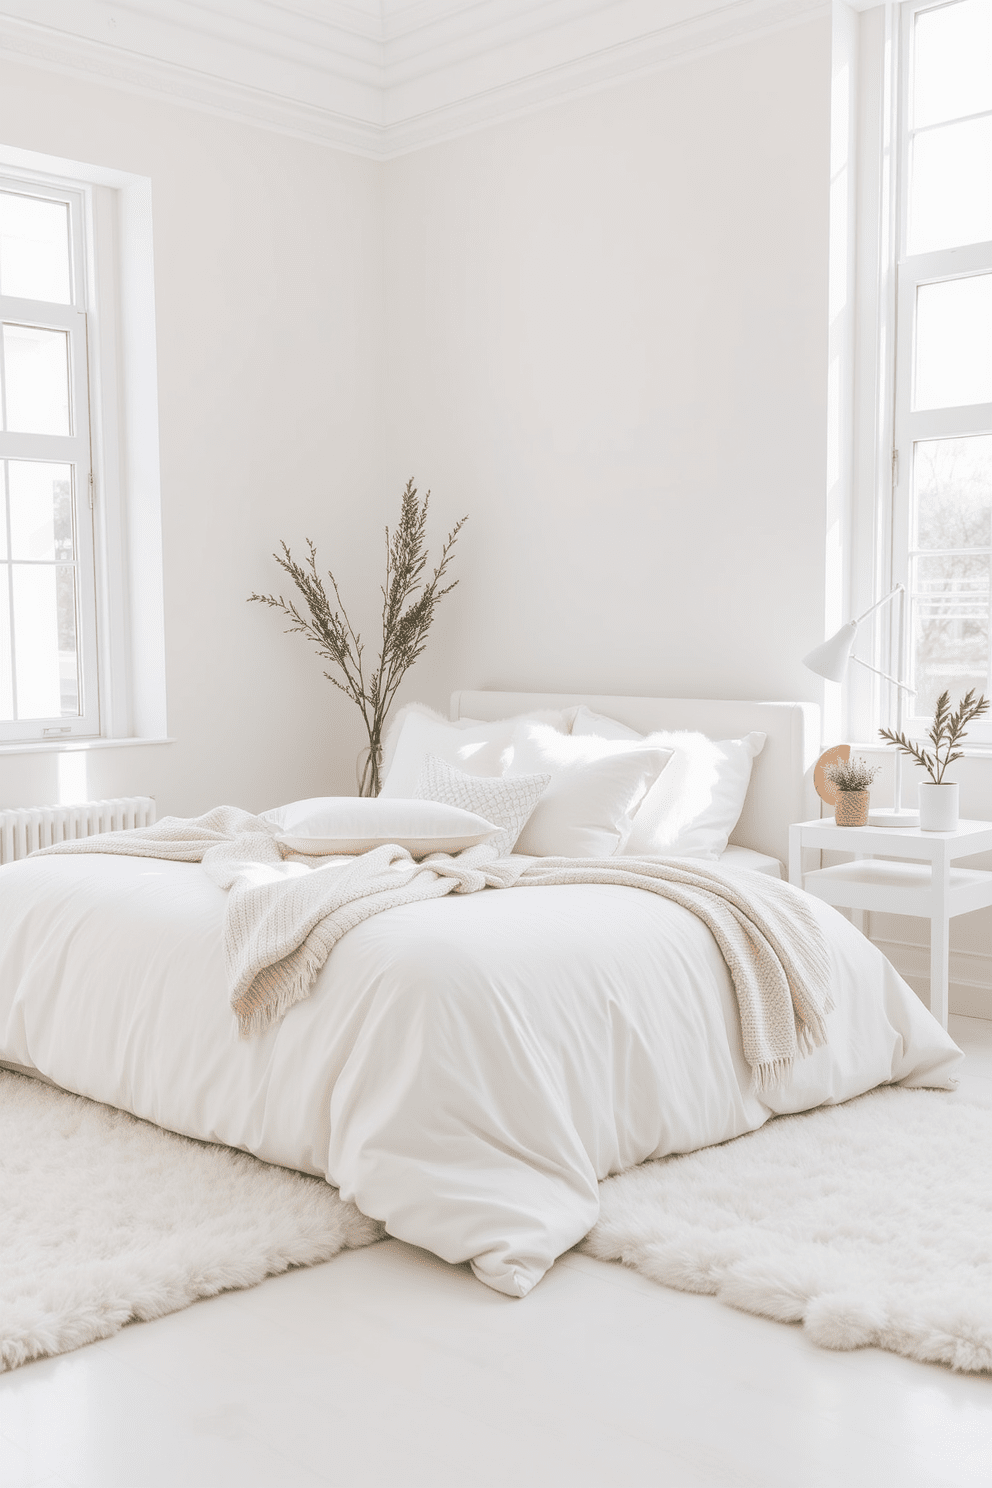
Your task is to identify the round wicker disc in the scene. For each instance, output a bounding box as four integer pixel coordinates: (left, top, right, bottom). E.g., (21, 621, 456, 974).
(814, 744, 852, 806)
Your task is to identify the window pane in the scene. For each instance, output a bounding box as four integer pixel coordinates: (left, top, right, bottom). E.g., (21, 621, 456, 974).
(0, 567, 11, 721)
(914, 275, 992, 410)
(11, 564, 61, 717)
(2, 323, 71, 434)
(0, 462, 6, 561)
(910, 433, 992, 720)
(910, 565, 990, 718)
(913, 0, 992, 128)
(56, 564, 80, 716)
(10, 561, 80, 719)
(908, 115, 992, 254)
(914, 435, 992, 549)
(8, 462, 73, 561)
(0, 192, 71, 304)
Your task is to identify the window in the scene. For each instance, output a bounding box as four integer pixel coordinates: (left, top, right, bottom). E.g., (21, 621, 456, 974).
(892, 0, 992, 739)
(0, 147, 166, 751)
(0, 179, 99, 741)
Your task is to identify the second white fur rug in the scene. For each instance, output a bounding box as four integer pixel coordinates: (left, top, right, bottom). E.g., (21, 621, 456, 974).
(0, 1070, 384, 1373)
(581, 1087, 992, 1374)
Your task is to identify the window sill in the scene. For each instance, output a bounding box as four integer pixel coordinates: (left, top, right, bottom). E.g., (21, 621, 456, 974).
(849, 741, 992, 760)
(0, 737, 174, 757)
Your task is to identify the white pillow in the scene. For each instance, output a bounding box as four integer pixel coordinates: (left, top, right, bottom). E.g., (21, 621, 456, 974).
(416, 756, 550, 857)
(380, 704, 571, 799)
(571, 706, 765, 860)
(260, 796, 498, 858)
(506, 722, 673, 858)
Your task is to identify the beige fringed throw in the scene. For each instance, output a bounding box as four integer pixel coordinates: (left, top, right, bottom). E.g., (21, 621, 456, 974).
(35, 809, 831, 1087)
(519, 856, 832, 1091)
(33, 808, 522, 1038)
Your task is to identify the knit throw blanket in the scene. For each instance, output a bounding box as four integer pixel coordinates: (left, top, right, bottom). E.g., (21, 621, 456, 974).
(35, 808, 831, 1089)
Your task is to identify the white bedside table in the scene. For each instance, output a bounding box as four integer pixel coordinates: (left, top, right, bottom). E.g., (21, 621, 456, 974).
(788, 817, 992, 1030)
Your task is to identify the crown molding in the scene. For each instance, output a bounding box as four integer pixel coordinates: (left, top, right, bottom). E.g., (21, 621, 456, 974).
(0, 11, 384, 154)
(380, 0, 831, 153)
(0, 0, 833, 160)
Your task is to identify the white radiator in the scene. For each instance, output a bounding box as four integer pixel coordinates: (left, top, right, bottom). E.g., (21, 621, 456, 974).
(0, 796, 156, 866)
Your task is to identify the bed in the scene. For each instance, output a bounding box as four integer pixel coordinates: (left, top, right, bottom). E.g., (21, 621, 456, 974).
(0, 692, 962, 1298)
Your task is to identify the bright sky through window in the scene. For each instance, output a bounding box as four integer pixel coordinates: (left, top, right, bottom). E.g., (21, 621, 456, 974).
(908, 0, 992, 253)
(899, 0, 992, 724)
(0, 185, 91, 734)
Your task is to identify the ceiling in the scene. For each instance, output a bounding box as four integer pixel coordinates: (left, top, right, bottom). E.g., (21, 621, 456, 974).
(0, 0, 840, 157)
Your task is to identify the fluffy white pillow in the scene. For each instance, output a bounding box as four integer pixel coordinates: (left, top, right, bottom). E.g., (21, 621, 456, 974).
(260, 796, 498, 858)
(416, 755, 550, 857)
(380, 704, 570, 799)
(506, 722, 672, 858)
(570, 706, 765, 860)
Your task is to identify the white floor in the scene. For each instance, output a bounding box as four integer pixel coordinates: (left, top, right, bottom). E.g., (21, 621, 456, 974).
(3, 1014, 991, 1488)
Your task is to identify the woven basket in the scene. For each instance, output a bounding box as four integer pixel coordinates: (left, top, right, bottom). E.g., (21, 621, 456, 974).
(834, 790, 869, 827)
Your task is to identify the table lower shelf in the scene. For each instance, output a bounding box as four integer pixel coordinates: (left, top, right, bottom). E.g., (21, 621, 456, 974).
(802, 859, 992, 917)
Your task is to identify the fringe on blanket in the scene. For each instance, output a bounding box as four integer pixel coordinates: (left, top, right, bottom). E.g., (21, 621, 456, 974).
(232, 941, 330, 1039)
(752, 1057, 800, 1095)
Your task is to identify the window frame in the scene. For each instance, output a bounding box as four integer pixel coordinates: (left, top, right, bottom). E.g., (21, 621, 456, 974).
(898, 0, 987, 744)
(0, 173, 101, 743)
(0, 145, 167, 756)
(856, 0, 992, 744)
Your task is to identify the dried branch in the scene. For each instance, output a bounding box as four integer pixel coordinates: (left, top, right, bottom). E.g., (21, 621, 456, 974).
(248, 481, 467, 795)
(880, 688, 989, 784)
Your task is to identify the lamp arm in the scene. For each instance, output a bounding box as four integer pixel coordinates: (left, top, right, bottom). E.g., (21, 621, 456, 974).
(862, 583, 914, 817)
(853, 582, 905, 629)
(849, 654, 916, 694)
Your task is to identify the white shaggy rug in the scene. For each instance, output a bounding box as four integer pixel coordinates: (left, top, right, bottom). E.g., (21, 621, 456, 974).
(0, 1070, 384, 1372)
(581, 1087, 992, 1374)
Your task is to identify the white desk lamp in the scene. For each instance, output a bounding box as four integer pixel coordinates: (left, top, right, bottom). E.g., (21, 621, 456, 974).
(803, 583, 919, 827)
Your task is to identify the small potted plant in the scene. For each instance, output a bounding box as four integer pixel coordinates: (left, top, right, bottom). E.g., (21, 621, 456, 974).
(822, 756, 881, 826)
(880, 689, 990, 831)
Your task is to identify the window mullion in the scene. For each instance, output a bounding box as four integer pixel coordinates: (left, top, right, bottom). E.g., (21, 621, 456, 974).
(908, 405, 992, 439)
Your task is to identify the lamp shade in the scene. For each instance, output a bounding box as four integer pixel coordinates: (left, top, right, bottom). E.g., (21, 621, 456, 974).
(802, 620, 858, 683)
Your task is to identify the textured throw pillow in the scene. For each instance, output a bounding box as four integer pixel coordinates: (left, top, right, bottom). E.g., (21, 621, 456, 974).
(416, 755, 550, 857)
(571, 706, 765, 860)
(380, 704, 570, 799)
(260, 796, 498, 858)
(506, 722, 673, 858)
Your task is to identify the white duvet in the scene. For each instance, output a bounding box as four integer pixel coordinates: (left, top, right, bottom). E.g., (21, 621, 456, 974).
(0, 853, 961, 1297)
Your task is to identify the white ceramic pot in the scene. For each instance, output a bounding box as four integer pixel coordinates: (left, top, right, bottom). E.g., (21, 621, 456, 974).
(919, 782, 959, 832)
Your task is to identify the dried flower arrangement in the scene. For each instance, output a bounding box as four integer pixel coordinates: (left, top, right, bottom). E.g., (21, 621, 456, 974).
(822, 757, 881, 794)
(249, 479, 467, 796)
(880, 689, 990, 785)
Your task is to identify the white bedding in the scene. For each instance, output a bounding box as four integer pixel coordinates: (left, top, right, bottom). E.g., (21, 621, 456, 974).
(716, 844, 783, 878)
(0, 851, 960, 1297)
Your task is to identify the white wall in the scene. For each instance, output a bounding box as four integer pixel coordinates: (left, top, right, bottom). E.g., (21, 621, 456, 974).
(381, 19, 834, 710)
(0, 57, 385, 817)
(2, 20, 988, 1015)
(1, 23, 834, 824)
(377, 18, 990, 1018)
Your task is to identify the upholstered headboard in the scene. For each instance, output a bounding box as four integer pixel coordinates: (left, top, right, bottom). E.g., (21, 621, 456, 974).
(450, 691, 820, 866)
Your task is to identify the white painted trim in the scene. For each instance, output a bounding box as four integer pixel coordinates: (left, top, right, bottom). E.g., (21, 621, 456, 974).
(0, 735, 173, 755)
(824, 0, 860, 747)
(0, 15, 385, 158)
(848, 2, 899, 747)
(889, 0, 992, 745)
(0, 0, 833, 159)
(382, 0, 833, 156)
(0, 145, 167, 745)
(0, 175, 100, 741)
